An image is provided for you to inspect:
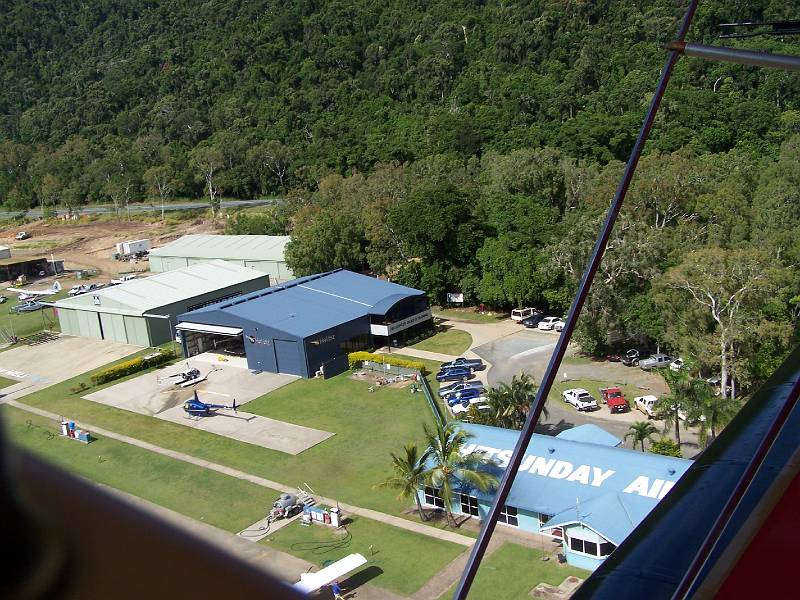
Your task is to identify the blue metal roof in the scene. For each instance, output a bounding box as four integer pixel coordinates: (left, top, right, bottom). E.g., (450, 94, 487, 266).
(182, 269, 425, 338)
(555, 424, 622, 447)
(453, 423, 692, 545)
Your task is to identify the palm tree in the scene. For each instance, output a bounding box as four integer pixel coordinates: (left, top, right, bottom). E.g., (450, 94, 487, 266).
(483, 373, 546, 430)
(656, 368, 693, 446)
(376, 443, 430, 521)
(625, 421, 659, 451)
(423, 421, 499, 527)
(695, 390, 740, 448)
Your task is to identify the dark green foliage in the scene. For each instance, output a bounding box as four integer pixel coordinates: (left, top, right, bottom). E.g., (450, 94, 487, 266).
(649, 438, 682, 458)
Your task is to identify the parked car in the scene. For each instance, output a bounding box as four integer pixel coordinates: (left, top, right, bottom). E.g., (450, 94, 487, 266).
(451, 399, 490, 415)
(521, 314, 544, 328)
(0, 296, 7, 304)
(639, 353, 673, 371)
(553, 319, 565, 332)
(15, 231, 30, 240)
(435, 366, 473, 382)
(446, 387, 483, 406)
(511, 307, 538, 323)
(621, 349, 646, 367)
(440, 357, 485, 371)
(634, 395, 658, 418)
(670, 358, 685, 372)
(439, 381, 485, 398)
(705, 376, 733, 397)
(537, 317, 562, 331)
(562, 388, 599, 411)
(12, 300, 43, 313)
(599, 387, 629, 413)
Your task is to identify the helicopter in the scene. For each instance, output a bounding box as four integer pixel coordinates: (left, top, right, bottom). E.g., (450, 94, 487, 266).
(182, 391, 237, 417)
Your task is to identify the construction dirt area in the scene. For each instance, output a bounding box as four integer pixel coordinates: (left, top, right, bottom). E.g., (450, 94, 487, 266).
(83, 355, 335, 454)
(0, 215, 220, 282)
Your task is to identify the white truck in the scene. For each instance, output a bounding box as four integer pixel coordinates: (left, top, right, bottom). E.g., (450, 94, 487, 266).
(115, 239, 151, 259)
(562, 388, 599, 411)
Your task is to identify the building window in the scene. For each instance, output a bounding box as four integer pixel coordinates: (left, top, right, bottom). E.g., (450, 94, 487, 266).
(459, 494, 479, 517)
(339, 333, 371, 353)
(538, 512, 552, 528)
(498, 505, 518, 527)
(583, 541, 598, 556)
(424, 486, 444, 509)
(599, 542, 617, 557)
(569, 537, 585, 553)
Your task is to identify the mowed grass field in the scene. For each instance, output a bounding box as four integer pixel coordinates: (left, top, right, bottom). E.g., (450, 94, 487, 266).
(411, 327, 472, 356)
(550, 379, 645, 408)
(2, 405, 280, 532)
(0, 291, 65, 341)
(0, 375, 17, 388)
(12, 354, 444, 516)
(437, 542, 589, 600)
(264, 515, 466, 595)
(433, 306, 508, 324)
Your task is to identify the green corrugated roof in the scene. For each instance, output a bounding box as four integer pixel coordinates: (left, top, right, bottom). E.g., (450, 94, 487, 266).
(54, 260, 268, 314)
(149, 234, 290, 262)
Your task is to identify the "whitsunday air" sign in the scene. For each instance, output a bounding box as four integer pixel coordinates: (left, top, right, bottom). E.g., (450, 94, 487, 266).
(461, 443, 678, 500)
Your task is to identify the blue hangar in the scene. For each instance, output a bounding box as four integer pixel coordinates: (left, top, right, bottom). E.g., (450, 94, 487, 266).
(176, 269, 432, 377)
(418, 423, 693, 571)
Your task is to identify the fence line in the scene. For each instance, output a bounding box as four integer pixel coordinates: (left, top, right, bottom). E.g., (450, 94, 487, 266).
(418, 370, 444, 426)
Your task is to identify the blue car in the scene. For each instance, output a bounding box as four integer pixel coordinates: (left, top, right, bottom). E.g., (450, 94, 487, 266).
(435, 366, 472, 382)
(446, 387, 483, 406)
(439, 381, 485, 398)
(440, 357, 485, 371)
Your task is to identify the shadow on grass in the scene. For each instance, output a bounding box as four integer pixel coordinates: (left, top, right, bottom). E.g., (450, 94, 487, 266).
(342, 565, 384, 590)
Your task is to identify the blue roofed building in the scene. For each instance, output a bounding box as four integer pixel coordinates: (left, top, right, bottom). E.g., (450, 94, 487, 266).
(555, 423, 622, 447)
(176, 269, 432, 377)
(418, 423, 692, 571)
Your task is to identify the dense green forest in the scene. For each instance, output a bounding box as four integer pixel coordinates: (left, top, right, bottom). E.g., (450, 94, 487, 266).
(1, 0, 798, 396)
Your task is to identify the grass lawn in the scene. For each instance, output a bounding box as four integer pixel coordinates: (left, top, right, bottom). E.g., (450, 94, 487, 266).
(2, 405, 280, 532)
(437, 542, 589, 600)
(263, 514, 466, 596)
(0, 375, 17, 388)
(433, 306, 508, 324)
(14, 355, 441, 517)
(411, 328, 472, 356)
(561, 354, 596, 366)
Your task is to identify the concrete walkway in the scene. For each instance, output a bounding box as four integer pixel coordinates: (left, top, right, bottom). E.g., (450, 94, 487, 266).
(5, 398, 475, 549)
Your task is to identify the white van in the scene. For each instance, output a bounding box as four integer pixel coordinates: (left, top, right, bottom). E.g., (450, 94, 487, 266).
(511, 307, 537, 322)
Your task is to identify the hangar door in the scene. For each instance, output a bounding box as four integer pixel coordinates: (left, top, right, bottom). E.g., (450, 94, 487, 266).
(274, 339, 303, 376)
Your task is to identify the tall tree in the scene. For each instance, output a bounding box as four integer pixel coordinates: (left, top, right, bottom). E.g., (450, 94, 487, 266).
(423, 421, 498, 527)
(143, 165, 175, 220)
(376, 443, 430, 522)
(190, 144, 225, 216)
(624, 421, 659, 452)
(481, 373, 544, 430)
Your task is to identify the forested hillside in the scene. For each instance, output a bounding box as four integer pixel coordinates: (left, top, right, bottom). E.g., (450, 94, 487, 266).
(1, 0, 798, 396)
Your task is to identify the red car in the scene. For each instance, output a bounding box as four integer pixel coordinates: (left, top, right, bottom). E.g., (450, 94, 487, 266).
(600, 386, 629, 413)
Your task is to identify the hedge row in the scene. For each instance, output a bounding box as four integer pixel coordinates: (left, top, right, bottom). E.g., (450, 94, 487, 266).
(347, 351, 426, 373)
(90, 349, 176, 385)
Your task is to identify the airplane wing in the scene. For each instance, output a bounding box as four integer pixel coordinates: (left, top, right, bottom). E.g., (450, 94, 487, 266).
(293, 553, 367, 594)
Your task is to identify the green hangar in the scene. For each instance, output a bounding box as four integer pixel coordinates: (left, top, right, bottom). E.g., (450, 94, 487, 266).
(53, 260, 270, 347)
(148, 234, 294, 283)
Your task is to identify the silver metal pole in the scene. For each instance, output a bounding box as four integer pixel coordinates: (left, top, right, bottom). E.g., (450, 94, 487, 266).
(665, 41, 800, 71)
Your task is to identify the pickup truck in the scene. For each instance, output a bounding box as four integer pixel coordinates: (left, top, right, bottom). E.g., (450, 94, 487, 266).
(439, 381, 485, 398)
(639, 353, 673, 371)
(634, 395, 658, 418)
(562, 388, 599, 411)
(439, 357, 485, 371)
(599, 387, 629, 413)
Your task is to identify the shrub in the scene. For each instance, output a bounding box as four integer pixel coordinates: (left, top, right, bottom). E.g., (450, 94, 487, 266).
(649, 437, 683, 458)
(90, 349, 175, 385)
(347, 351, 426, 374)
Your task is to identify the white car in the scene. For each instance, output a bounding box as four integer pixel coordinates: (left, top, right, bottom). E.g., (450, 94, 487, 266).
(452, 399, 490, 415)
(634, 395, 658, 418)
(670, 358, 684, 372)
(562, 388, 599, 411)
(538, 317, 562, 331)
(511, 307, 538, 322)
(553, 319, 565, 332)
(15, 231, 30, 240)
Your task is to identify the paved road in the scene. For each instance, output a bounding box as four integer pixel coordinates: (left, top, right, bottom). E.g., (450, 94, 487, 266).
(0, 198, 279, 218)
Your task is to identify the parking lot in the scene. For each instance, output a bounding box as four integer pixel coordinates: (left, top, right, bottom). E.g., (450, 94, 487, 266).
(84, 356, 334, 454)
(0, 335, 139, 400)
(470, 327, 700, 450)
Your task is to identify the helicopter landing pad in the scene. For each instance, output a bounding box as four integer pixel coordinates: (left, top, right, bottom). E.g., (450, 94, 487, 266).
(84, 361, 334, 454)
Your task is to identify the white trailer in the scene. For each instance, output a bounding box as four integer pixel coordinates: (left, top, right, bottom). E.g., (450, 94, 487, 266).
(115, 239, 151, 258)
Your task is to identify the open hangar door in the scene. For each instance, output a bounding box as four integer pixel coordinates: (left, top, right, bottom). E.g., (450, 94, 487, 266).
(176, 322, 245, 358)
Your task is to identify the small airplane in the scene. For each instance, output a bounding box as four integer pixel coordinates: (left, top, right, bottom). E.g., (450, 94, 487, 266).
(6, 280, 61, 301)
(182, 391, 237, 417)
(165, 367, 203, 386)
